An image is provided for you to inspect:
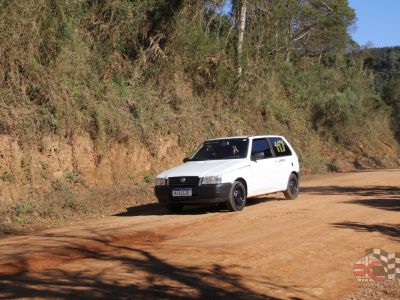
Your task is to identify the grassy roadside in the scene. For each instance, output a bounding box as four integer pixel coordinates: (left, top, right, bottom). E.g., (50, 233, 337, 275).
(0, 182, 156, 236)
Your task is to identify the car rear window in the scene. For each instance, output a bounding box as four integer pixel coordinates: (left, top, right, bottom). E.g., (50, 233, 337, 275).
(269, 137, 292, 157)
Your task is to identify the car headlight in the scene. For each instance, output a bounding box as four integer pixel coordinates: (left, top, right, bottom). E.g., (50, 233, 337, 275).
(155, 177, 166, 186)
(201, 176, 222, 185)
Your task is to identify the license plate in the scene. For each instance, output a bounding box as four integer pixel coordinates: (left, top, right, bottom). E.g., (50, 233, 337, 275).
(172, 188, 192, 197)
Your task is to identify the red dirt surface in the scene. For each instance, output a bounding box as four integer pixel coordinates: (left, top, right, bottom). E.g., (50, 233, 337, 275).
(0, 170, 399, 299)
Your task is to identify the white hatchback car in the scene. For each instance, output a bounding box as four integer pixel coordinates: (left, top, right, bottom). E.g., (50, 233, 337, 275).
(154, 135, 300, 212)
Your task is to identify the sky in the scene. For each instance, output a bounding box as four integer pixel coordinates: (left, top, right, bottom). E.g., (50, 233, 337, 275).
(348, 0, 400, 48)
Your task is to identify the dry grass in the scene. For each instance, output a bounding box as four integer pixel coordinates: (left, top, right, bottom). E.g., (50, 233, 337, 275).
(0, 182, 156, 236)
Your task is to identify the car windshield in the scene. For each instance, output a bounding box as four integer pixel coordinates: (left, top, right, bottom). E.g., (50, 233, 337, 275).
(188, 138, 249, 161)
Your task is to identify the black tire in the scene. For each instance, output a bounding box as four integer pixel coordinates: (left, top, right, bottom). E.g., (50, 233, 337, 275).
(284, 173, 299, 200)
(166, 203, 184, 213)
(226, 181, 247, 211)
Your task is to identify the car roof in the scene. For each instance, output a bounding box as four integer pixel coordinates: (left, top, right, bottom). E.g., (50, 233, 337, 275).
(206, 135, 283, 141)
(249, 135, 283, 139)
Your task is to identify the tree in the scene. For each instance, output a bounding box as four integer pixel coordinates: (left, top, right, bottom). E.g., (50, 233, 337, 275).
(229, 0, 248, 81)
(236, 0, 247, 79)
(383, 79, 400, 139)
(238, 0, 355, 65)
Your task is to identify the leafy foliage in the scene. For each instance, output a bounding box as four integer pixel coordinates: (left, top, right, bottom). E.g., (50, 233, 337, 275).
(365, 46, 400, 94)
(365, 47, 400, 140)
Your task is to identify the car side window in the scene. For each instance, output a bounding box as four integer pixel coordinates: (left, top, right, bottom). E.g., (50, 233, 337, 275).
(251, 138, 273, 160)
(269, 137, 292, 157)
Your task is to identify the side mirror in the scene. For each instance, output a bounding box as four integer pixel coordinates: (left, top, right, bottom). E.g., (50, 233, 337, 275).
(251, 152, 264, 161)
(183, 157, 189, 163)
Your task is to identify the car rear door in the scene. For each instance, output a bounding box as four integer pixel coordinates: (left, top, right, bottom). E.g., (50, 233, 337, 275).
(268, 137, 294, 190)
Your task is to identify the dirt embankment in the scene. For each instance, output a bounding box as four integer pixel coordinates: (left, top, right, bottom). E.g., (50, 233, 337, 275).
(0, 134, 184, 204)
(0, 169, 398, 299)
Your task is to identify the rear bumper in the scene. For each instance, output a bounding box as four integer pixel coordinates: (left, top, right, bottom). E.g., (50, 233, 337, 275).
(154, 183, 232, 205)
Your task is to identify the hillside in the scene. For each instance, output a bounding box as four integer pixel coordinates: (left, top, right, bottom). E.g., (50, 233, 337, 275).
(366, 46, 400, 93)
(365, 46, 400, 139)
(0, 0, 399, 232)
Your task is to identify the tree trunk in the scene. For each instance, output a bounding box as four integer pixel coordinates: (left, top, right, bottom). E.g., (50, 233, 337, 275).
(318, 48, 323, 65)
(237, 0, 247, 79)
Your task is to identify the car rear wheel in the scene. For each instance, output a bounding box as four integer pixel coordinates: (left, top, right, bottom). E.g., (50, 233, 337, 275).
(284, 174, 299, 200)
(226, 181, 246, 211)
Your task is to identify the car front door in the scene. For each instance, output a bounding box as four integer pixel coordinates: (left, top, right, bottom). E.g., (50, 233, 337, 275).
(248, 138, 278, 196)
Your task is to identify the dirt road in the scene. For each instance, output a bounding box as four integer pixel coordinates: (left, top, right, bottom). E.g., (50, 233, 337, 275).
(0, 170, 399, 299)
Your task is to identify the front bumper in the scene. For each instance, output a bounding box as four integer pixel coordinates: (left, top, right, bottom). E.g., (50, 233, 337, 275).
(154, 183, 232, 205)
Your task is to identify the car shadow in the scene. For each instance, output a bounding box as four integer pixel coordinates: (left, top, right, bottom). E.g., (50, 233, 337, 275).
(114, 203, 167, 216)
(246, 196, 281, 206)
(115, 195, 283, 217)
(114, 203, 228, 217)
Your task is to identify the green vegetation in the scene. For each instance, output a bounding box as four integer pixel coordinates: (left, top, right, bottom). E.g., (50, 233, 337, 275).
(40, 172, 49, 180)
(143, 171, 156, 184)
(383, 79, 400, 139)
(40, 162, 49, 170)
(0, 172, 13, 182)
(0, 0, 397, 170)
(365, 46, 400, 140)
(0, 182, 155, 236)
(366, 46, 400, 94)
(64, 169, 81, 184)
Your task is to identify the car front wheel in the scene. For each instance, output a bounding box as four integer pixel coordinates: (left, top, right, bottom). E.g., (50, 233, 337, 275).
(226, 181, 247, 211)
(284, 173, 299, 200)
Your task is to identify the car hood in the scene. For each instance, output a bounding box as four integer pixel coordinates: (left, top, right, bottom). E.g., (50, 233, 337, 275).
(158, 159, 249, 178)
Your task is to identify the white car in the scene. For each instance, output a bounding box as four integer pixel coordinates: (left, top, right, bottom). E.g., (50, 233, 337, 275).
(154, 135, 300, 212)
